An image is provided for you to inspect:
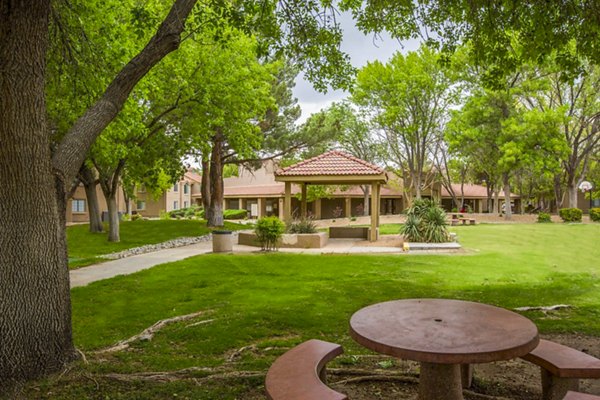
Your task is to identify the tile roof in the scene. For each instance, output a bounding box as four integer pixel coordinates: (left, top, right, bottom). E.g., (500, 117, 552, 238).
(184, 170, 202, 183)
(275, 150, 385, 177)
(441, 183, 520, 199)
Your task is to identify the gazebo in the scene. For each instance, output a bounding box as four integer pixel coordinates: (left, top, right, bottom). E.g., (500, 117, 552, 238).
(274, 150, 388, 241)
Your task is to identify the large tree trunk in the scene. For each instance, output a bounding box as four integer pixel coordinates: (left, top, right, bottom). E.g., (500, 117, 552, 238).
(79, 164, 103, 233)
(0, 1, 75, 385)
(207, 133, 224, 227)
(106, 194, 121, 242)
(567, 182, 578, 208)
(0, 0, 196, 386)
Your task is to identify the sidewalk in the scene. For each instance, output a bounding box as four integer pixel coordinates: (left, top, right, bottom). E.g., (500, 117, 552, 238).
(70, 237, 459, 288)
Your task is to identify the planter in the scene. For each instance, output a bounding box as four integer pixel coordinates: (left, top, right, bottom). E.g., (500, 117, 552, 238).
(212, 230, 234, 253)
(329, 226, 370, 239)
(238, 231, 328, 249)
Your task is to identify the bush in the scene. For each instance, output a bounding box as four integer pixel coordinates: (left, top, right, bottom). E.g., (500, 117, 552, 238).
(537, 212, 552, 223)
(255, 217, 285, 251)
(131, 213, 142, 221)
(590, 208, 600, 222)
(287, 217, 317, 234)
(400, 199, 450, 243)
(559, 208, 583, 223)
(159, 210, 170, 220)
(223, 209, 247, 220)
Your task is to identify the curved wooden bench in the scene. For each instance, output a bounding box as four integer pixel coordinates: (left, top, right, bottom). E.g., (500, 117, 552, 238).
(265, 339, 348, 400)
(521, 339, 600, 400)
(563, 392, 600, 400)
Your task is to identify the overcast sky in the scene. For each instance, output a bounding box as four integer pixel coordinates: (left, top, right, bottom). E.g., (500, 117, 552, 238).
(292, 12, 422, 124)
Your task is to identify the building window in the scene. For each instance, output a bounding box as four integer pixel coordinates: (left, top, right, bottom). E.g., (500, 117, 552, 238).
(184, 201, 188, 208)
(138, 184, 146, 193)
(72, 199, 86, 213)
(173, 201, 179, 210)
(183, 183, 189, 194)
(137, 201, 146, 211)
(173, 183, 178, 192)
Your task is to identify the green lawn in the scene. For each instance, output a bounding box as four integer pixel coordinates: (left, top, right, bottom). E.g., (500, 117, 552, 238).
(27, 223, 600, 398)
(67, 219, 247, 269)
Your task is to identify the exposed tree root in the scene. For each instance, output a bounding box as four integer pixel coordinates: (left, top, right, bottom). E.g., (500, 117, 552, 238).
(332, 374, 419, 386)
(95, 310, 212, 353)
(102, 368, 263, 383)
(227, 344, 258, 362)
(514, 304, 571, 312)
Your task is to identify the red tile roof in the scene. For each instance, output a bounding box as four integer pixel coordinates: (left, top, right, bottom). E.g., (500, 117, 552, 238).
(184, 170, 202, 183)
(441, 183, 519, 199)
(275, 150, 385, 177)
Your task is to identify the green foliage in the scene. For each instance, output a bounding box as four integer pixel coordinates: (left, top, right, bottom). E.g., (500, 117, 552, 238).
(559, 208, 583, 223)
(223, 209, 248, 220)
(131, 214, 142, 221)
(159, 210, 170, 220)
(254, 217, 285, 251)
(537, 212, 552, 223)
(286, 218, 317, 234)
(400, 199, 451, 243)
(590, 208, 600, 222)
(169, 206, 202, 219)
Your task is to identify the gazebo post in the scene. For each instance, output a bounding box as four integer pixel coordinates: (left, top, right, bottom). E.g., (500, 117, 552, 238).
(370, 182, 380, 241)
(301, 183, 307, 218)
(284, 182, 292, 222)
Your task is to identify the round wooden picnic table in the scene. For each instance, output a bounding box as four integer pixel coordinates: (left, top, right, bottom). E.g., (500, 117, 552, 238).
(349, 299, 539, 400)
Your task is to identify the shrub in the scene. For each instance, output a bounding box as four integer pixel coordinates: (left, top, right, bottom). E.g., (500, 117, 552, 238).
(159, 210, 170, 220)
(223, 209, 248, 220)
(400, 199, 450, 243)
(332, 206, 343, 220)
(287, 217, 317, 234)
(559, 208, 583, 223)
(195, 209, 205, 219)
(255, 217, 285, 251)
(537, 212, 552, 223)
(131, 213, 142, 221)
(590, 208, 600, 222)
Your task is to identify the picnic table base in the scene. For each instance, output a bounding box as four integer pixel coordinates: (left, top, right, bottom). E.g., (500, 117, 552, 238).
(419, 362, 463, 400)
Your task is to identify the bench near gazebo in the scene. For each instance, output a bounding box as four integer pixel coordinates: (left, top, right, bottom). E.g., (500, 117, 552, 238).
(274, 150, 387, 242)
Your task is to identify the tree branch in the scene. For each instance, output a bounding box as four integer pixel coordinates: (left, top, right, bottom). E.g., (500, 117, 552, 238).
(52, 0, 198, 186)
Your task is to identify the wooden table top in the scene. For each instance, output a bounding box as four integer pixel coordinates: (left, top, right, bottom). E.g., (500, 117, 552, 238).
(349, 299, 539, 364)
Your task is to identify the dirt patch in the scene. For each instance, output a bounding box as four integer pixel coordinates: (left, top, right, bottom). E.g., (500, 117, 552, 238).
(323, 334, 600, 400)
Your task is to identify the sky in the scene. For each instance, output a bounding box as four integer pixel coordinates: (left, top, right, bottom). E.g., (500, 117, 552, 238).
(292, 11, 422, 124)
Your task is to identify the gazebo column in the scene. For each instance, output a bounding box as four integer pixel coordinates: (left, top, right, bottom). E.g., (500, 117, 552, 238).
(370, 182, 381, 241)
(284, 182, 292, 222)
(314, 198, 322, 219)
(301, 183, 307, 218)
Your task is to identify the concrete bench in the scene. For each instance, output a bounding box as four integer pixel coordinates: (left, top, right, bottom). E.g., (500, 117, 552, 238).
(521, 339, 600, 400)
(265, 339, 347, 400)
(563, 392, 600, 400)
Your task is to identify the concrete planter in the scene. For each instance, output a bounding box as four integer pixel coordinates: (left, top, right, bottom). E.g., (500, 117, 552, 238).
(212, 230, 234, 253)
(238, 231, 328, 249)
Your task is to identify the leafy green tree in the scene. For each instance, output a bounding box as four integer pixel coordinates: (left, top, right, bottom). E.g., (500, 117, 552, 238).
(352, 46, 457, 204)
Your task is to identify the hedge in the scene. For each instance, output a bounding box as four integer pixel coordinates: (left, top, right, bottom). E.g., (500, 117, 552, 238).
(590, 208, 600, 222)
(223, 209, 248, 220)
(558, 208, 583, 223)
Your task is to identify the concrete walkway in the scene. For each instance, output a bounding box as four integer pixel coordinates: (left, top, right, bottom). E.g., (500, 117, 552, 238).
(70, 238, 460, 288)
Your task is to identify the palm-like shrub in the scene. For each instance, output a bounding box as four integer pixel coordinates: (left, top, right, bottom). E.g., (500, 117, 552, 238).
(400, 199, 450, 243)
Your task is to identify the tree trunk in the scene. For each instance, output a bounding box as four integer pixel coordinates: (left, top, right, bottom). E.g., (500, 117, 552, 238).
(493, 190, 500, 214)
(106, 194, 121, 242)
(79, 164, 103, 233)
(361, 185, 370, 216)
(503, 173, 512, 220)
(567, 183, 578, 208)
(207, 133, 224, 227)
(0, 1, 75, 385)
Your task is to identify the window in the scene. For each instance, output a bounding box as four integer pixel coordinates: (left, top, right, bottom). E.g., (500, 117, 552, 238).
(173, 201, 179, 210)
(72, 199, 86, 213)
(137, 201, 146, 211)
(173, 183, 178, 192)
(138, 184, 146, 193)
(183, 183, 189, 194)
(183, 201, 188, 208)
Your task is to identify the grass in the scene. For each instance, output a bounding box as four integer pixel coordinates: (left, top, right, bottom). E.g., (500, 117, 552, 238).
(24, 223, 600, 398)
(67, 219, 247, 269)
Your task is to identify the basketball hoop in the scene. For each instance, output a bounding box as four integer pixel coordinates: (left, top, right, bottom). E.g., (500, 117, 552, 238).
(579, 181, 593, 192)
